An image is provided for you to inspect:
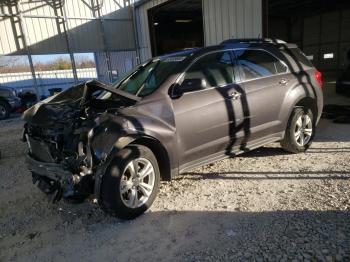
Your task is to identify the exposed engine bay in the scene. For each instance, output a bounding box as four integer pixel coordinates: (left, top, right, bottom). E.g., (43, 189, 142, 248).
(22, 80, 138, 202)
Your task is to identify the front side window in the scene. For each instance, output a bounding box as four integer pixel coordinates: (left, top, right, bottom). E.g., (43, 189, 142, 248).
(183, 51, 235, 88)
(235, 49, 288, 81)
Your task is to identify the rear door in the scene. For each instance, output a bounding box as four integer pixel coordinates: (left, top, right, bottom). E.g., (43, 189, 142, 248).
(172, 50, 245, 169)
(234, 49, 290, 142)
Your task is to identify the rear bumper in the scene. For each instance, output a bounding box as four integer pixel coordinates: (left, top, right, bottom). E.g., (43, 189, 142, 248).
(7, 97, 21, 110)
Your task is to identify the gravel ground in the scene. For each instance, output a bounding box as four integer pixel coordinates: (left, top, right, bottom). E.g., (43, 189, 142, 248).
(0, 115, 350, 262)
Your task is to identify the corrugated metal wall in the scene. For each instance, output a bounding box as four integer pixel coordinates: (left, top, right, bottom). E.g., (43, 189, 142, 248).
(203, 0, 262, 46)
(302, 9, 350, 73)
(0, 68, 97, 95)
(135, 0, 262, 62)
(0, 0, 136, 55)
(135, 0, 169, 62)
(95, 51, 137, 83)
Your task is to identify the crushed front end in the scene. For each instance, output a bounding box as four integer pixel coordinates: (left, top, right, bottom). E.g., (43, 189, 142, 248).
(22, 80, 138, 203)
(23, 108, 95, 202)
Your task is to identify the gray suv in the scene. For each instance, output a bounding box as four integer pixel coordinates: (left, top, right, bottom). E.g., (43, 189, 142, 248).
(23, 39, 323, 219)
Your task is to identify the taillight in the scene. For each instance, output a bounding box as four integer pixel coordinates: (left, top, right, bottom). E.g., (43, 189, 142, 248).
(314, 71, 323, 89)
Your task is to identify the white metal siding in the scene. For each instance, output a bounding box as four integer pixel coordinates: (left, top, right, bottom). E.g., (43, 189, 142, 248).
(135, 0, 262, 62)
(0, 68, 97, 95)
(0, 0, 136, 55)
(95, 50, 137, 83)
(203, 0, 262, 46)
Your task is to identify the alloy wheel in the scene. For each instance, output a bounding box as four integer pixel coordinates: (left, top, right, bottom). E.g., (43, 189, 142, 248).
(294, 113, 312, 147)
(120, 158, 155, 208)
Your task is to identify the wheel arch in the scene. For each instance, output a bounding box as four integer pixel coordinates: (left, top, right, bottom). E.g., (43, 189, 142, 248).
(294, 97, 318, 123)
(280, 95, 319, 139)
(128, 136, 172, 182)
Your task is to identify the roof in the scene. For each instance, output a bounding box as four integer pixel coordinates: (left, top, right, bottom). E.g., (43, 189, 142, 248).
(221, 38, 297, 49)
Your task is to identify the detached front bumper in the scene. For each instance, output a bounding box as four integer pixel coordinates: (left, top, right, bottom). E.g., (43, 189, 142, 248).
(26, 154, 72, 180)
(26, 155, 73, 202)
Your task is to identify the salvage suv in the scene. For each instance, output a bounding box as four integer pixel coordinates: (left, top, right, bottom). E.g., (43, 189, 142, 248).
(23, 39, 323, 219)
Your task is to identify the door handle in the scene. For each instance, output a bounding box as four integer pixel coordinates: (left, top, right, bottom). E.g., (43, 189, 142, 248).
(279, 79, 288, 86)
(228, 91, 241, 100)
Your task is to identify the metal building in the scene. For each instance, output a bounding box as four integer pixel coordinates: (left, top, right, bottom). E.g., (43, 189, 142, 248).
(0, 0, 138, 96)
(268, 0, 350, 77)
(2, 0, 350, 99)
(134, 0, 262, 62)
(0, 0, 263, 97)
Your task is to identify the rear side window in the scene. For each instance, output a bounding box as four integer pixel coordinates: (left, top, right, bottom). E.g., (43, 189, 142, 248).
(234, 49, 288, 81)
(287, 48, 314, 67)
(183, 51, 235, 88)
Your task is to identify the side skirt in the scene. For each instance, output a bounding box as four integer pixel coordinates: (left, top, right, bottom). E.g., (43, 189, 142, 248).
(178, 132, 284, 174)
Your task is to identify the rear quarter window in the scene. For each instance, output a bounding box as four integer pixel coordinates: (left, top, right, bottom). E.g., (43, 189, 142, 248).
(287, 48, 314, 68)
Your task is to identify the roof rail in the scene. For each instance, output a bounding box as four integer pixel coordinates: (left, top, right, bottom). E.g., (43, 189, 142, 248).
(221, 38, 287, 45)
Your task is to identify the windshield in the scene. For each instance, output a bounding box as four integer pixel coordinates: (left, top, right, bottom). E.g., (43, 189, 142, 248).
(114, 57, 185, 97)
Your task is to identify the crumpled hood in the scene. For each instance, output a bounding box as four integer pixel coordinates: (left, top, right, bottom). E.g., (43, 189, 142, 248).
(22, 83, 84, 126)
(22, 101, 79, 127)
(22, 80, 140, 126)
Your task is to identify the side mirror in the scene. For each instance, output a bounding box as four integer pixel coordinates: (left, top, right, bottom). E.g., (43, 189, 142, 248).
(181, 78, 207, 93)
(169, 79, 206, 99)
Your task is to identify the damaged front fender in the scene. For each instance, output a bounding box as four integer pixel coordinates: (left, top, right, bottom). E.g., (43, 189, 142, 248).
(89, 115, 139, 162)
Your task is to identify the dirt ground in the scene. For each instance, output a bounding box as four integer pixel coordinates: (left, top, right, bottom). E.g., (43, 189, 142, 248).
(1, 86, 350, 261)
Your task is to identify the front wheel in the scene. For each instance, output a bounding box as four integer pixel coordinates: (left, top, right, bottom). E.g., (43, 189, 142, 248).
(281, 107, 314, 153)
(99, 145, 160, 220)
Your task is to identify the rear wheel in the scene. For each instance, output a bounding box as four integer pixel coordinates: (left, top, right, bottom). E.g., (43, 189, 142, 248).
(281, 107, 314, 153)
(99, 145, 160, 220)
(0, 101, 10, 120)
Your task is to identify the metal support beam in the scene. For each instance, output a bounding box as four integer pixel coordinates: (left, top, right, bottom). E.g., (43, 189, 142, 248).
(132, 4, 140, 65)
(92, 0, 113, 83)
(60, 0, 78, 84)
(0, 12, 132, 21)
(16, 0, 41, 99)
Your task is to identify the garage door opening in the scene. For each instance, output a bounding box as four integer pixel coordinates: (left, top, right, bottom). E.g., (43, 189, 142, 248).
(148, 0, 204, 57)
(267, 0, 350, 77)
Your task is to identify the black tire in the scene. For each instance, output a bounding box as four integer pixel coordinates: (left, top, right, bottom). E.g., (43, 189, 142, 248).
(281, 107, 314, 153)
(99, 145, 160, 220)
(0, 101, 10, 120)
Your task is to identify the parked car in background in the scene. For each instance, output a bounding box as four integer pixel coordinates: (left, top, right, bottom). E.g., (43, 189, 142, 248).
(17, 88, 38, 109)
(336, 70, 350, 96)
(23, 38, 323, 219)
(0, 87, 21, 119)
